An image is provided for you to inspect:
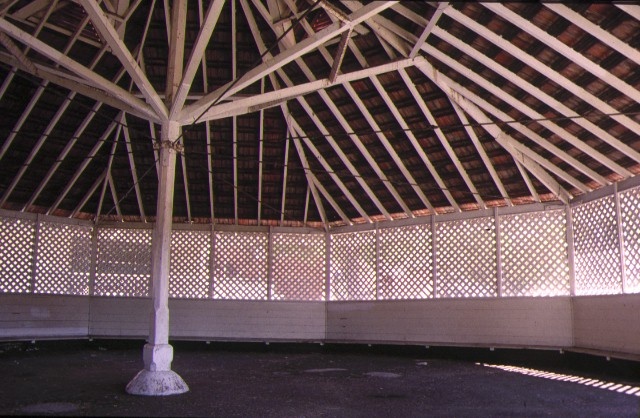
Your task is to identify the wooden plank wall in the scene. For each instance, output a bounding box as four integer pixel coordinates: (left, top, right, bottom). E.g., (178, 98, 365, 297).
(326, 298, 573, 348)
(572, 294, 640, 356)
(3, 293, 640, 360)
(89, 298, 326, 342)
(0, 294, 89, 339)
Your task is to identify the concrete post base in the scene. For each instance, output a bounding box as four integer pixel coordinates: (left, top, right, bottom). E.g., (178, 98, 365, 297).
(126, 370, 189, 396)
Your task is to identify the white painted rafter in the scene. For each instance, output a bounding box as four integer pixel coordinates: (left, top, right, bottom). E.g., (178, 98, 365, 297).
(409, 2, 448, 58)
(120, 113, 147, 220)
(197, 0, 215, 222)
(418, 52, 606, 191)
(342, 82, 437, 214)
(616, 4, 640, 21)
(0, 18, 160, 121)
(482, 3, 640, 113)
(414, 58, 572, 203)
(435, 10, 640, 169)
(287, 115, 330, 227)
(165, 0, 187, 105)
(48, 120, 120, 216)
(423, 44, 625, 183)
(241, 0, 392, 223)
(450, 101, 513, 205)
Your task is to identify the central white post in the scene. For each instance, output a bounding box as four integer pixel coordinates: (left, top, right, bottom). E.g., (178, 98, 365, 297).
(126, 121, 188, 396)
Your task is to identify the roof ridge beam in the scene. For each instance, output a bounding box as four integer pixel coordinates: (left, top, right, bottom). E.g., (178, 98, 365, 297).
(80, 0, 168, 121)
(179, 1, 398, 123)
(0, 18, 161, 122)
(187, 57, 419, 123)
(240, 0, 394, 222)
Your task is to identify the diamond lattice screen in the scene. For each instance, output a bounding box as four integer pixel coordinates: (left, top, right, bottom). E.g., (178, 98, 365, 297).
(170, 229, 211, 299)
(330, 231, 376, 301)
(35, 222, 92, 295)
(378, 224, 432, 299)
(501, 211, 569, 297)
(213, 231, 268, 300)
(271, 233, 325, 301)
(95, 228, 152, 297)
(573, 197, 622, 295)
(620, 187, 640, 293)
(0, 217, 35, 293)
(436, 217, 497, 298)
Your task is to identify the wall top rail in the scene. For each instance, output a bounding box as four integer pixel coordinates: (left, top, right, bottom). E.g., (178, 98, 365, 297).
(330, 202, 565, 234)
(571, 175, 640, 207)
(0, 209, 94, 227)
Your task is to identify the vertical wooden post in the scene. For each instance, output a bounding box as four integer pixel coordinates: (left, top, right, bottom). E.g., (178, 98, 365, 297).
(494, 207, 503, 297)
(565, 204, 576, 297)
(126, 121, 188, 396)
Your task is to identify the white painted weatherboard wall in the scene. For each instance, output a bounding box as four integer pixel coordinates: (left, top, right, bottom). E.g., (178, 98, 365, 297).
(0, 294, 89, 339)
(89, 298, 326, 342)
(572, 294, 640, 355)
(326, 298, 573, 348)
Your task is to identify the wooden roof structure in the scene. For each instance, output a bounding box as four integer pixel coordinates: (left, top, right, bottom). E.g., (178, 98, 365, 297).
(0, 1, 639, 229)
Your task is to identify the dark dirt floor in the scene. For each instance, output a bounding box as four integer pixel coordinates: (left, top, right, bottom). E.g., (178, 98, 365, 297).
(0, 340, 639, 417)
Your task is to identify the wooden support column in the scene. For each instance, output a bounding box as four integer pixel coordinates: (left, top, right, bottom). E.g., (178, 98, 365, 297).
(126, 121, 188, 396)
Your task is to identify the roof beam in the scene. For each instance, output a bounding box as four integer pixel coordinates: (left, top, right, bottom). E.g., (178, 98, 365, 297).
(287, 116, 330, 228)
(616, 4, 640, 21)
(196, 0, 215, 222)
(180, 1, 398, 123)
(80, 0, 168, 121)
(165, 0, 187, 107)
(414, 58, 571, 204)
(364, 4, 631, 181)
(422, 46, 608, 187)
(241, 0, 392, 222)
(22, 99, 103, 211)
(188, 57, 420, 123)
(170, 0, 225, 118)
(0, 17, 160, 121)
(409, 2, 447, 58)
(70, 170, 107, 219)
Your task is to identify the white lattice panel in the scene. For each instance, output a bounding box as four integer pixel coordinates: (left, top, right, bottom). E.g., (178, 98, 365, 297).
(35, 222, 92, 295)
(501, 211, 569, 297)
(573, 197, 622, 295)
(271, 233, 325, 301)
(95, 228, 152, 297)
(0, 217, 35, 293)
(620, 187, 640, 293)
(330, 231, 376, 301)
(170, 230, 211, 299)
(213, 231, 268, 300)
(378, 224, 432, 299)
(436, 217, 497, 298)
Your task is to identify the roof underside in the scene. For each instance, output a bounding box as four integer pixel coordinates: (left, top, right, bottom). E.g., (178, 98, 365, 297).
(0, 1, 638, 229)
